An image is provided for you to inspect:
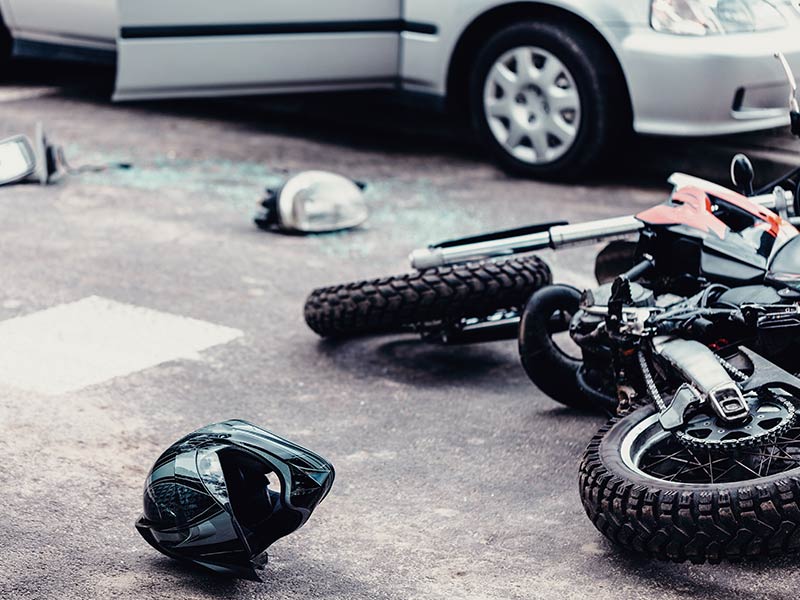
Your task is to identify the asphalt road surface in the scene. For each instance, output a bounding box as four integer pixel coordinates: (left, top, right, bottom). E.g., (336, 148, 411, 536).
(0, 61, 797, 600)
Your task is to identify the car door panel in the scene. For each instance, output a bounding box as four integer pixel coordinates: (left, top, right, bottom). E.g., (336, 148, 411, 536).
(5, 0, 115, 46)
(400, 0, 646, 96)
(115, 0, 402, 101)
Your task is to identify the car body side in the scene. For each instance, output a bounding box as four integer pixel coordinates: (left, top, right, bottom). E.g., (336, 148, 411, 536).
(1, 0, 799, 137)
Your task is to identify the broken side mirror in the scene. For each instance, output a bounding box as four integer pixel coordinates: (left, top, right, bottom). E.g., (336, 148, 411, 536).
(730, 153, 755, 196)
(0, 135, 37, 186)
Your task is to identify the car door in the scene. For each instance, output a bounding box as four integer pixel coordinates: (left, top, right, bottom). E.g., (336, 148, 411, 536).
(3, 0, 115, 49)
(114, 0, 402, 101)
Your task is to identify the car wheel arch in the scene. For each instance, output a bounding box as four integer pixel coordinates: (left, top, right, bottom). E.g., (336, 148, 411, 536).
(0, 6, 11, 61)
(445, 2, 633, 128)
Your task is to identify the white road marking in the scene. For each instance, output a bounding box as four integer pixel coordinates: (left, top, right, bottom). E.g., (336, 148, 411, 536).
(0, 87, 58, 103)
(0, 295, 242, 394)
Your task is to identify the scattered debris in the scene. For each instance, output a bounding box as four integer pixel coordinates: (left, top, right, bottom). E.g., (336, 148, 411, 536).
(255, 170, 368, 234)
(0, 123, 131, 187)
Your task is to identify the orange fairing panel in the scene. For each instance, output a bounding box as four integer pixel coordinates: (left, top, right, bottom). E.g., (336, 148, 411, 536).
(638, 185, 798, 242)
(637, 187, 729, 239)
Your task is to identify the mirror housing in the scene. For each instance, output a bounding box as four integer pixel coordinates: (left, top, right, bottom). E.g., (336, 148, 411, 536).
(730, 153, 755, 196)
(0, 135, 37, 186)
(255, 170, 368, 234)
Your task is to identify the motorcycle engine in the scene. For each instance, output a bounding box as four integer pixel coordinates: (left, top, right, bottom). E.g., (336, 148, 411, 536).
(571, 282, 655, 355)
(565, 282, 658, 406)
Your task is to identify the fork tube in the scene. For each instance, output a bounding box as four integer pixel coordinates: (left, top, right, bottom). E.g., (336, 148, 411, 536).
(410, 216, 643, 269)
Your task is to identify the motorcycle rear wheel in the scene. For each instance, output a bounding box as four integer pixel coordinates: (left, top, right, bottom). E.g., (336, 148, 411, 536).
(304, 255, 551, 338)
(580, 404, 800, 563)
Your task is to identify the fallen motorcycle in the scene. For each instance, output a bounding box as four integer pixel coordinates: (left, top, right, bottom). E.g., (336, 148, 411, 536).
(307, 52, 800, 563)
(520, 53, 800, 562)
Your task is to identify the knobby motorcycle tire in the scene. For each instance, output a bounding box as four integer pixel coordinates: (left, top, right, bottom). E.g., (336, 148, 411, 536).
(580, 405, 800, 564)
(304, 255, 551, 338)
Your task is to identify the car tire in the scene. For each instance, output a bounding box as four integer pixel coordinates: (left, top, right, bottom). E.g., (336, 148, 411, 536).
(0, 14, 11, 71)
(470, 21, 627, 180)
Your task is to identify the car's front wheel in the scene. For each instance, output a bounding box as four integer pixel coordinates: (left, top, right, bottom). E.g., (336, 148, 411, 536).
(470, 22, 626, 180)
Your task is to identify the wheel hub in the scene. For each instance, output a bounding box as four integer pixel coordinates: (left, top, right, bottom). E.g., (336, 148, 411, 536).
(483, 46, 581, 165)
(674, 392, 796, 450)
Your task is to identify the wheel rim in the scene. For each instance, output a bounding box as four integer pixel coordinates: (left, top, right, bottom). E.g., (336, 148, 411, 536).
(620, 407, 800, 485)
(483, 46, 581, 165)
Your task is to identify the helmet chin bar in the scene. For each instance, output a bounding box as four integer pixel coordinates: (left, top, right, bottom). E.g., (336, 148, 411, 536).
(136, 420, 334, 581)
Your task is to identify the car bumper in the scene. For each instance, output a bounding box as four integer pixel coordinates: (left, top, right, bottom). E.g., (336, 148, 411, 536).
(614, 25, 800, 136)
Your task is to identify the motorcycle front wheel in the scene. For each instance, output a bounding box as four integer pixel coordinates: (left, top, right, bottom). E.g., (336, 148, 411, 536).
(304, 255, 551, 338)
(580, 404, 800, 563)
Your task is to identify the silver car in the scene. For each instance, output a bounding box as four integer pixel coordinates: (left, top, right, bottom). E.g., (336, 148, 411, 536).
(1, 0, 799, 179)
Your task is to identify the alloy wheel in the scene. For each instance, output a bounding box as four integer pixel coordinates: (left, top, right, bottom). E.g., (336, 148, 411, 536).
(483, 46, 581, 165)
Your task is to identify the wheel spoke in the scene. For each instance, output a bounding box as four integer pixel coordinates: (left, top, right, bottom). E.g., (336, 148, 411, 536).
(739, 449, 800, 463)
(505, 123, 525, 148)
(665, 463, 689, 482)
(490, 62, 517, 92)
(632, 412, 800, 484)
(732, 458, 762, 478)
(513, 48, 535, 82)
(765, 447, 777, 475)
(535, 55, 564, 87)
(684, 446, 713, 480)
(487, 97, 512, 119)
(549, 87, 579, 113)
(641, 449, 690, 469)
(776, 445, 800, 461)
(546, 113, 576, 141)
(708, 450, 715, 484)
(712, 462, 739, 482)
(529, 128, 549, 159)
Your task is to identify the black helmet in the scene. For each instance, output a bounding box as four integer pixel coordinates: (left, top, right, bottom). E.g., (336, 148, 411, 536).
(136, 420, 334, 580)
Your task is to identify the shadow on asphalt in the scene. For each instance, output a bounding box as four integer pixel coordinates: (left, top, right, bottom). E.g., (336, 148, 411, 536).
(4, 58, 775, 190)
(318, 337, 615, 417)
(531, 404, 610, 420)
(604, 543, 800, 594)
(140, 553, 384, 598)
(141, 557, 242, 595)
(317, 335, 517, 388)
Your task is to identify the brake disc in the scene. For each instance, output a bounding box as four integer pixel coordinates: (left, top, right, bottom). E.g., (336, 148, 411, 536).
(675, 392, 796, 450)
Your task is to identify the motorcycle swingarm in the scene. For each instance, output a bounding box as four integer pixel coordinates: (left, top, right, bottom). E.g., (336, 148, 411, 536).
(738, 346, 800, 398)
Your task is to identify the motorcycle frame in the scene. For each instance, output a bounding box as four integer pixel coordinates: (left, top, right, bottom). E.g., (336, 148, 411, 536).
(418, 185, 798, 345)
